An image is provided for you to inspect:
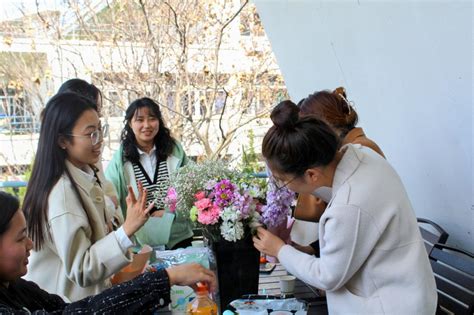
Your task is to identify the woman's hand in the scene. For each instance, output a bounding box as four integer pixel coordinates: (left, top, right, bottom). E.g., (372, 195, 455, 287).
(122, 182, 153, 237)
(166, 263, 217, 292)
(253, 227, 285, 257)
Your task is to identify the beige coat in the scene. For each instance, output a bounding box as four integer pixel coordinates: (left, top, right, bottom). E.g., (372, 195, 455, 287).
(25, 160, 131, 301)
(279, 144, 437, 314)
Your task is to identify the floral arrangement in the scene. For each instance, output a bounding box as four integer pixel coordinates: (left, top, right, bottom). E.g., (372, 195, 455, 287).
(163, 160, 268, 242)
(260, 181, 295, 228)
(160, 160, 296, 242)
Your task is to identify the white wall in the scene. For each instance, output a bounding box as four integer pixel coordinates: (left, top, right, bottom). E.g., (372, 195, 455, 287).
(254, 0, 473, 251)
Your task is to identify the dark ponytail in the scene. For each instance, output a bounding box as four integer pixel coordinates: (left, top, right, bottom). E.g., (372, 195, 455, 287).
(262, 100, 339, 175)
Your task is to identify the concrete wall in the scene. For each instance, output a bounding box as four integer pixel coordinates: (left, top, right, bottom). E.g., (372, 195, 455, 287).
(254, 0, 473, 251)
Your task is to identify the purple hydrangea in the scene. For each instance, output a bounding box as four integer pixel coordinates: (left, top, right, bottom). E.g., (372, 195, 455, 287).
(233, 191, 255, 219)
(261, 182, 296, 228)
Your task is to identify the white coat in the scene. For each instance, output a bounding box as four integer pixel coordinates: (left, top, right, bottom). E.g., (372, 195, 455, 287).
(278, 144, 437, 314)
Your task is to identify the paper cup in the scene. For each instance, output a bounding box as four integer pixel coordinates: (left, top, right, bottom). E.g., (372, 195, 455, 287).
(279, 275, 296, 294)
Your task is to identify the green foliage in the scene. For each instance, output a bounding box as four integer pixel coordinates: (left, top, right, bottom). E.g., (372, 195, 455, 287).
(4, 164, 32, 203)
(240, 129, 264, 174)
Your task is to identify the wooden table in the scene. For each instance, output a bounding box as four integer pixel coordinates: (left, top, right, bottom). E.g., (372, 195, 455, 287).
(157, 263, 328, 314)
(258, 263, 328, 315)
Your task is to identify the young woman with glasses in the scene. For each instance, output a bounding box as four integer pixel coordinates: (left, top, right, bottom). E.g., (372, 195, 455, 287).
(22, 93, 154, 301)
(0, 191, 216, 313)
(253, 100, 436, 314)
(106, 98, 193, 250)
(55, 78, 120, 224)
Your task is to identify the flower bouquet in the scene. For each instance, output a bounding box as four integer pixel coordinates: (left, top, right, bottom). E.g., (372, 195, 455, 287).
(165, 160, 266, 242)
(164, 159, 295, 310)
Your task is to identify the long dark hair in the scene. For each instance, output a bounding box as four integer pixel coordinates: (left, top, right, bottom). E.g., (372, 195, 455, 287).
(57, 78, 101, 113)
(298, 87, 359, 139)
(262, 100, 340, 176)
(22, 93, 96, 249)
(121, 97, 176, 163)
(0, 192, 20, 236)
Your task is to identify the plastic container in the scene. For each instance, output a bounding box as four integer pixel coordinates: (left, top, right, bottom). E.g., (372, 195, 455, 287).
(185, 283, 218, 315)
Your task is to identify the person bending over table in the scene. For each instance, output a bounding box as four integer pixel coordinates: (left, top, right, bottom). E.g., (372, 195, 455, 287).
(253, 100, 436, 314)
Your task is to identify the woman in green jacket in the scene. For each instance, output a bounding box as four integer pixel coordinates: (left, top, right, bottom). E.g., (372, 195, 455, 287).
(106, 97, 193, 249)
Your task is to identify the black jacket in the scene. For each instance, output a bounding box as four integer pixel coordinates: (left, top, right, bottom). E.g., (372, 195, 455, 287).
(0, 269, 171, 314)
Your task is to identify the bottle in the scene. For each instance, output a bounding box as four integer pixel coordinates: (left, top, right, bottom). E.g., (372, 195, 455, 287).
(186, 282, 218, 315)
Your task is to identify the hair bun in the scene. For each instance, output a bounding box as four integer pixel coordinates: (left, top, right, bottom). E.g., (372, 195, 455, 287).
(333, 86, 347, 99)
(270, 100, 299, 130)
(332, 86, 347, 98)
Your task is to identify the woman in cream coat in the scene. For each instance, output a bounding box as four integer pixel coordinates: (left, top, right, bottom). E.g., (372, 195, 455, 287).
(55, 78, 121, 222)
(22, 93, 152, 301)
(254, 100, 437, 314)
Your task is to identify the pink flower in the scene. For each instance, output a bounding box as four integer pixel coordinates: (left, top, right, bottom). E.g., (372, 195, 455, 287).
(167, 187, 177, 199)
(194, 191, 206, 200)
(194, 198, 212, 211)
(169, 203, 177, 213)
(197, 205, 221, 225)
(166, 187, 178, 213)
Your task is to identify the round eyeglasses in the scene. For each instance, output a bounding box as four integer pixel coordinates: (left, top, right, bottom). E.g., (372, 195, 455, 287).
(66, 124, 109, 146)
(270, 174, 298, 191)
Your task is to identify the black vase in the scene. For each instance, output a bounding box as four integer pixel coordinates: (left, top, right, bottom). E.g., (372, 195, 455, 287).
(210, 234, 260, 311)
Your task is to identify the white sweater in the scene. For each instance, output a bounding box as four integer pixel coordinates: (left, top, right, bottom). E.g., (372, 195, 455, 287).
(278, 144, 437, 314)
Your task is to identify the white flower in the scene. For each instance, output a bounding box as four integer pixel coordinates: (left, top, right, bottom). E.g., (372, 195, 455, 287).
(220, 219, 244, 242)
(221, 207, 240, 221)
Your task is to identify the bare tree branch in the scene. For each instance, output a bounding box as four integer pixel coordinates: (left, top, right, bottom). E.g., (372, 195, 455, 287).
(218, 87, 228, 141)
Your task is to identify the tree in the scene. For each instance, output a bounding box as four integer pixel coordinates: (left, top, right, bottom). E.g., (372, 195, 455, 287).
(0, 0, 288, 161)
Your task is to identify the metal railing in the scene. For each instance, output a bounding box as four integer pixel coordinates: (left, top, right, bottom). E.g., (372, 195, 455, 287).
(0, 181, 27, 188)
(0, 181, 27, 197)
(0, 115, 40, 134)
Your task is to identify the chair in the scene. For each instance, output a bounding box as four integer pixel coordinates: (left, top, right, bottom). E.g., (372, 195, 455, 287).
(417, 218, 449, 253)
(429, 243, 474, 315)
